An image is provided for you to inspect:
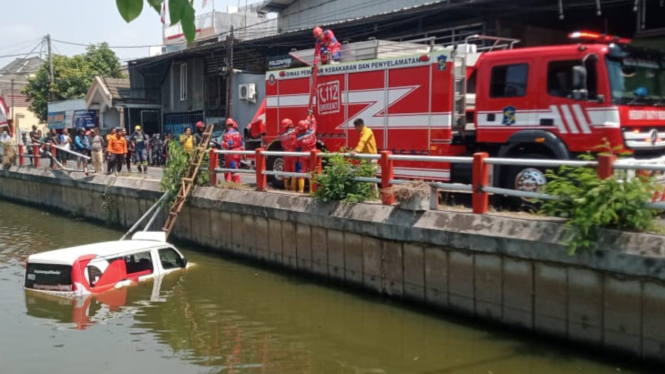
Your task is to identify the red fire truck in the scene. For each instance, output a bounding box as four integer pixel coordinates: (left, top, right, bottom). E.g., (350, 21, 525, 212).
(256, 32, 665, 191)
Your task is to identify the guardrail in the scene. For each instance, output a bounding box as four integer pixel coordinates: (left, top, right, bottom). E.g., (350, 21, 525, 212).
(209, 149, 665, 213)
(10, 143, 90, 171)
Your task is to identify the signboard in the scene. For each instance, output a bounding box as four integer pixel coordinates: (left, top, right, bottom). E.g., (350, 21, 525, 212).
(267, 55, 293, 70)
(47, 112, 66, 130)
(73, 110, 98, 129)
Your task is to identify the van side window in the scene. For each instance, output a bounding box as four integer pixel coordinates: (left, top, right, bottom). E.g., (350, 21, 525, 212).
(87, 265, 103, 286)
(124, 251, 153, 275)
(490, 64, 528, 98)
(159, 248, 185, 270)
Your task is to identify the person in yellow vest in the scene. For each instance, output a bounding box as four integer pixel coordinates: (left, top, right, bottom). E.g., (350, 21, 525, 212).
(180, 127, 194, 153)
(350, 118, 376, 155)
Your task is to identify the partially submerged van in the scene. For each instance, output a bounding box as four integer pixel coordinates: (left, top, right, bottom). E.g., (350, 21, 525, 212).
(24, 232, 188, 297)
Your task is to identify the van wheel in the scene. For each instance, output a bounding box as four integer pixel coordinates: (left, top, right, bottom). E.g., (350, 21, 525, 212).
(500, 153, 551, 211)
(267, 145, 285, 189)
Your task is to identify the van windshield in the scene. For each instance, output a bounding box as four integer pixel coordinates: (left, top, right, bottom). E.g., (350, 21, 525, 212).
(24, 263, 73, 292)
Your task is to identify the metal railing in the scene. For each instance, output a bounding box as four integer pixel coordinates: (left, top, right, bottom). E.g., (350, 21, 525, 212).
(10, 142, 91, 172)
(208, 148, 665, 213)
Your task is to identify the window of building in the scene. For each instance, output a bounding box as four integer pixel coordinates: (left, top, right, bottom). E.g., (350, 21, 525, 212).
(159, 248, 185, 270)
(124, 251, 154, 275)
(180, 63, 188, 101)
(490, 64, 529, 98)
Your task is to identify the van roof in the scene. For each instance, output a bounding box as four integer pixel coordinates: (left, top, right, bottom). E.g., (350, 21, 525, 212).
(27, 240, 170, 266)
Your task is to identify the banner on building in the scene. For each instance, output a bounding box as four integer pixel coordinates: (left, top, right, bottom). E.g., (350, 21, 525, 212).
(267, 55, 293, 70)
(73, 110, 98, 129)
(47, 112, 66, 129)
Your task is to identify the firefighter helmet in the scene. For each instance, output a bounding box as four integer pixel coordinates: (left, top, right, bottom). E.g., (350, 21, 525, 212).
(225, 118, 237, 129)
(313, 26, 323, 39)
(195, 121, 205, 129)
(281, 118, 294, 130)
(296, 120, 309, 133)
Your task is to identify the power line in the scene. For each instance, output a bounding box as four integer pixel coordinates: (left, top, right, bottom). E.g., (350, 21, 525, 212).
(52, 39, 161, 49)
(0, 51, 40, 59)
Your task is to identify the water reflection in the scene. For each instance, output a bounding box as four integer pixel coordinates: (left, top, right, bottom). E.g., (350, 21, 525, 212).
(0, 199, 659, 374)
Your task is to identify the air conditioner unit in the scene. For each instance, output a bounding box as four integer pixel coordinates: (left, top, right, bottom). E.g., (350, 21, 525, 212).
(239, 83, 256, 103)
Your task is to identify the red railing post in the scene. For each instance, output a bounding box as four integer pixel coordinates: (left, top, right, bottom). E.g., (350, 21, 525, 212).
(255, 148, 267, 191)
(472, 152, 489, 214)
(208, 148, 218, 186)
(380, 151, 395, 205)
(33, 145, 40, 168)
(309, 149, 321, 193)
(597, 153, 616, 180)
(18, 145, 24, 166)
(50, 144, 56, 169)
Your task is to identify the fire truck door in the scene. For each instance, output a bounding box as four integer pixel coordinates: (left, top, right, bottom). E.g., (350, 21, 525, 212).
(476, 59, 536, 143)
(429, 62, 453, 154)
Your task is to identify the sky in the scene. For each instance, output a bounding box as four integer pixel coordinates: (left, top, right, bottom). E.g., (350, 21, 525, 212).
(0, 0, 261, 69)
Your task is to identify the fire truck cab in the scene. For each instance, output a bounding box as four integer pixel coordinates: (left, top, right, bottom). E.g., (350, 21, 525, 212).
(261, 32, 665, 191)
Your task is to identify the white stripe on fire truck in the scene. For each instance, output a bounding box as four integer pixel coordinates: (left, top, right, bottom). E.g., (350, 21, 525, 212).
(548, 105, 568, 134)
(558, 105, 579, 134)
(572, 104, 592, 134)
(392, 168, 450, 179)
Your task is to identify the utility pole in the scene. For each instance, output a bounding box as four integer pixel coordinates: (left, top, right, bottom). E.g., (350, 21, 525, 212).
(46, 34, 54, 102)
(225, 26, 234, 119)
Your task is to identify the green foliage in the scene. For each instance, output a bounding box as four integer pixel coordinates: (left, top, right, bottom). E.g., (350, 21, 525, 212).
(160, 141, 209, 206)
(540, 153, 660, 255)
(116, 0, 144, 22)
(22, 43, 123, 122)
(116, 0, 197, 42)
(313, 153, 378, 203)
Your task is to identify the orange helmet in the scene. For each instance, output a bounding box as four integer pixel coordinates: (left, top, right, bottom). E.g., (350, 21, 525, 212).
(313, 26, 323, 39)
(225, 118, 237, 129)
(281, 118, 294, 130)
(196, 121, 205, 128)
(296, 120, 309, 133)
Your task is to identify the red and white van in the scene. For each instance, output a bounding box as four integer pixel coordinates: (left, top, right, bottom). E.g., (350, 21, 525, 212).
(24, 232, 188, 298)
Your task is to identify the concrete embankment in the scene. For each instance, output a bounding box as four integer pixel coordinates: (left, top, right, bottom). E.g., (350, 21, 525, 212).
(2, 166, 665, 363)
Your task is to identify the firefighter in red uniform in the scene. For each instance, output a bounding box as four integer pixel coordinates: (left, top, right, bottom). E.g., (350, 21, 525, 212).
(279, 118, 298, 191)
(221, 118, 244, 183)
(313, 26, 340, 65)
(295, 115, 318, 193)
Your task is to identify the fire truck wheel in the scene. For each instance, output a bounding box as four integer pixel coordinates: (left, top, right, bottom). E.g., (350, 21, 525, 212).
(501, 153, 550, 210)
(266, 152, 286, 189)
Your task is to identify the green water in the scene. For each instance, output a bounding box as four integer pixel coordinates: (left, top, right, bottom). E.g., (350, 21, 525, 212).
(0, 200, 658, 374)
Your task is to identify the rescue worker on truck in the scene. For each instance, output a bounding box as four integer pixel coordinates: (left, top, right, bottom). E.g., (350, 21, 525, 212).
(294, 115, 318, 193)
(313, 26, 340, 65)
(279, 118, 298, 191)
(222, 118, 244, 183)
(130, 125, 150, 174)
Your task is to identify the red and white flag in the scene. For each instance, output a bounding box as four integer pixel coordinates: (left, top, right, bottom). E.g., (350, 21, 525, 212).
(160, 1, 166, 24)
(202, 0, 211, 8)
(0, 95, 9, 128)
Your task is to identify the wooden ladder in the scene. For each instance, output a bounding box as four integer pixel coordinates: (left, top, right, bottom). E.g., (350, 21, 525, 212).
(162, 124, 214, 238)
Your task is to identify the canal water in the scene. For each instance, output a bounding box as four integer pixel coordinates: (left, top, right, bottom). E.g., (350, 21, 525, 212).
(0, 200, 658, 374)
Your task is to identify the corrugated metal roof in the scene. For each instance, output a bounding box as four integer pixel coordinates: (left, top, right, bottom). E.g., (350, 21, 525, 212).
(259, 0, 297, 13)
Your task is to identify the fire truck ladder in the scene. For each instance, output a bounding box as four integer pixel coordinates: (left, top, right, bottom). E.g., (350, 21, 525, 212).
(452, 51, 467, 131)
(162, 124, 214, 238)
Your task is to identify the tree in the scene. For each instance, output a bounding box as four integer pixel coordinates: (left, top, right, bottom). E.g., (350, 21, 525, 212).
(22, 43, 123, 122)
(116, 0, 196, 42)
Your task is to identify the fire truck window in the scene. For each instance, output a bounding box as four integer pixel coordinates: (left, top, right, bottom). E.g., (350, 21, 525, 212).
(467, 70, 477, 94)
(548, 60, 599, 99)
(490, 64, 528, 98)
(125, 251, 154, 275)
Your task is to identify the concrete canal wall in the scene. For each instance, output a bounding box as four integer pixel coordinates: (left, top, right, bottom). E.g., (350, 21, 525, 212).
(2, 166, 665, 363)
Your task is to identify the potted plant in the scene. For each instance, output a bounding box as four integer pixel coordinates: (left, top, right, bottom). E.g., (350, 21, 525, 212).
(392, 180, 432, 212)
